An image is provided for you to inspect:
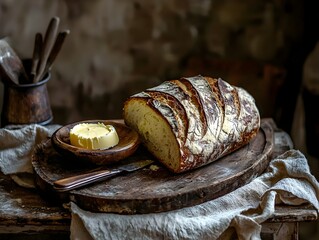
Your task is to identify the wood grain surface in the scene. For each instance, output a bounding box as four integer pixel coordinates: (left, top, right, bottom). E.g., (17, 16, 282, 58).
(32, 119, 274, 214)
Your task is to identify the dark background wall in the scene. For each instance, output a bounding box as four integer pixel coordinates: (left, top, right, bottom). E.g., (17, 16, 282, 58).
(0, 0, 305, 125)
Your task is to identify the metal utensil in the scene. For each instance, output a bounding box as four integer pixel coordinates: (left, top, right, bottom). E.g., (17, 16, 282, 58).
(0, 39, 29, 85)
(53, 159, 154, 192)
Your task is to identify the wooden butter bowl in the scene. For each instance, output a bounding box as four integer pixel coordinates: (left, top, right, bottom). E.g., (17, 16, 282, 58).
(51, 120, 140, 165)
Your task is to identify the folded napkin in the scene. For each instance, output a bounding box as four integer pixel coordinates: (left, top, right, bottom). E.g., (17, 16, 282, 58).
(0, 124, 60, 188)
(70, 150, 319, 240)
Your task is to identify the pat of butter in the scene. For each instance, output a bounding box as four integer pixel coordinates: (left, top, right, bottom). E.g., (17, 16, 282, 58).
(70, 123, 119, 150)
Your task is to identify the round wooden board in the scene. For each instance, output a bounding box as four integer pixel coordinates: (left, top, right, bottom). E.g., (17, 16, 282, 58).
(32, 119, 274, 214)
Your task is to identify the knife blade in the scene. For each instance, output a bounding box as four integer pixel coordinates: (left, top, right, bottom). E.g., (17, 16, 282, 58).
(53, 159, 154, 192)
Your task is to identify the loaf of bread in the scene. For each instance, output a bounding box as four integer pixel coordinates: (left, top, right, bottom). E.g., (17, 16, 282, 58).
(123, 75, 260, 173)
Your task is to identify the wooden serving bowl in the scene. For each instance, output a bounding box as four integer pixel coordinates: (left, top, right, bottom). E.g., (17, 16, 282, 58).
(51, 120, 140, 165)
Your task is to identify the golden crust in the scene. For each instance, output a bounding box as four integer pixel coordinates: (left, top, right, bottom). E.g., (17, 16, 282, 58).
(123, 75, 260, 173)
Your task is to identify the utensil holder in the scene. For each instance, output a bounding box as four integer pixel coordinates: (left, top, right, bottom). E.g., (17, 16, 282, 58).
(1, 61, 53, 127)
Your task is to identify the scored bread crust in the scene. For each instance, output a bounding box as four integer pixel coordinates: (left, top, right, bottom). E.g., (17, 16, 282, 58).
(123, 75, 260, 173)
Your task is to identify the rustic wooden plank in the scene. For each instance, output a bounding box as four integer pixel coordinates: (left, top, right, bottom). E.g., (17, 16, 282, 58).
(267, 205, 318, 223)
(0, 172, 70, 234)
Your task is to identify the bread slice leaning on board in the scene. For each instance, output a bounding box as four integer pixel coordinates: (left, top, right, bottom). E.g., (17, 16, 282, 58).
(123, 75, 260, 173)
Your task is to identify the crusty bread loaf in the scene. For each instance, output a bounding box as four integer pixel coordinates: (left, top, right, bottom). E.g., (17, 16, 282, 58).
(123, 75, 260, 173)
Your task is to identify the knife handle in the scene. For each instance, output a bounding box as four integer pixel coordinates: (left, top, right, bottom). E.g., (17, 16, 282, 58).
(53, 168, 122, 192)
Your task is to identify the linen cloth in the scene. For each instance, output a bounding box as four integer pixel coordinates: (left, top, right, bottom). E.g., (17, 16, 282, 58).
(0, 124, 60, 187)
(70, 150, 319, 240)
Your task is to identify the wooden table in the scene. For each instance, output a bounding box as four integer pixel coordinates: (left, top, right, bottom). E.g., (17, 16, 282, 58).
(0, 118, 317, 240)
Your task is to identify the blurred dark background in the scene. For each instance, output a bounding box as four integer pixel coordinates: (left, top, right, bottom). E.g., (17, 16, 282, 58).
(0, 0, 318, 238)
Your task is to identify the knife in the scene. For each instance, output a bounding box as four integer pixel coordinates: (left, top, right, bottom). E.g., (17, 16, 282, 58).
(53, 159, 154, 192)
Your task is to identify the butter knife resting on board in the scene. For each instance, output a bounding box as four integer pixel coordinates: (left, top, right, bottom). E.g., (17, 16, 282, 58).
(53, 159, 154, 192)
